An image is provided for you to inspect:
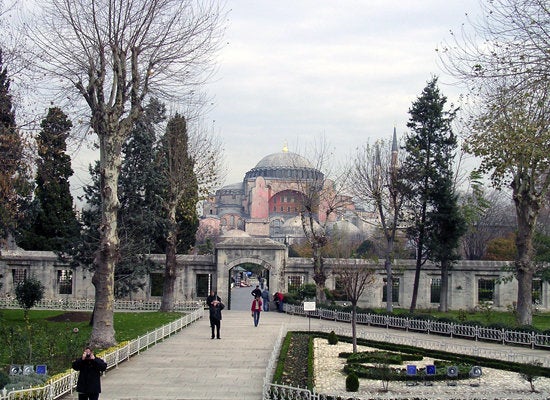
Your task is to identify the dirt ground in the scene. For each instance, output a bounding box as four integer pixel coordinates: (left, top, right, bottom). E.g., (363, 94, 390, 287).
(46, 311, 92, 323)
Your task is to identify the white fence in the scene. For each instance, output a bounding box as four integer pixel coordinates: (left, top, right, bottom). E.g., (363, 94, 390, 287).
(0, 298, 205, 312)
(284, 303, 550, 349)
(0, 307, 204, 400)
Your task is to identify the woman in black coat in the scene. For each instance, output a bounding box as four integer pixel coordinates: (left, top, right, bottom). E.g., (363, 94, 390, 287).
(72, 346, 108, 400)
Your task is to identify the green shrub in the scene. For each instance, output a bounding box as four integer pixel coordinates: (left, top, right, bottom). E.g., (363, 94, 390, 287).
(328, 331, 338, 345)
(345, 372, 359, 392)
(0, 370, 8, 389)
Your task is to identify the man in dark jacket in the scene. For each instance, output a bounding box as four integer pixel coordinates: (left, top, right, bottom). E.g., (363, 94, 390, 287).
(209, 297, 225, 339)
(72, 346, 107, 400)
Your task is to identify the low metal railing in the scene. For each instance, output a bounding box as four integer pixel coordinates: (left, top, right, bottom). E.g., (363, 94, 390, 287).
(284, 303, 550, 349)
(0, 298, 205, 312)
(0, 307, 204, 400)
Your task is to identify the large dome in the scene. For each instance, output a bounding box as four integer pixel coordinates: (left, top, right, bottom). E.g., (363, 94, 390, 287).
(245, 150, 323, 181)
(255, 151, 314, 169)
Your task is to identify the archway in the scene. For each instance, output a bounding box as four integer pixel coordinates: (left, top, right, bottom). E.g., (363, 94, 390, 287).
(214, 231, 287, 310)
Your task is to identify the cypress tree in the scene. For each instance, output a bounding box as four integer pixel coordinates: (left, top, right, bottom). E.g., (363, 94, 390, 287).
(402, 76, 465, 312)
(0, 49, 32, 244)
(19, 107, 81, 251)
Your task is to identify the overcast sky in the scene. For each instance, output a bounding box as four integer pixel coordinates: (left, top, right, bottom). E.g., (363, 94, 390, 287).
(63, 1, 483, 197)
(200, 0, 482, 186)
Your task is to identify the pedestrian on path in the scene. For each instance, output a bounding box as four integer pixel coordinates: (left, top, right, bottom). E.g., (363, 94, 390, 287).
(206, 290, 220, 308)
(72, 346, 107, 400)
(251, 296, 263, 327)
(261, 286, 270, 311)
(209, 296, 225, 339)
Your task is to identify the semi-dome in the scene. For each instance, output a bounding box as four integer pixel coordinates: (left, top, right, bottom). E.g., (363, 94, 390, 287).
(245, 149, 323, 181)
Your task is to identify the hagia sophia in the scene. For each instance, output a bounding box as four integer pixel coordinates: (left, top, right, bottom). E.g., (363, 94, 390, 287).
(199, 144, 377, 245)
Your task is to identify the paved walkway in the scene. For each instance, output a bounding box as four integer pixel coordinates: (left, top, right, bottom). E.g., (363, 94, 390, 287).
(62, 286, 550, 400)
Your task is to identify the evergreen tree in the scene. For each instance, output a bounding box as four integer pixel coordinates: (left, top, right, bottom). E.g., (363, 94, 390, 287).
(402, 76, 464, 312)
(0, 49, 32, 245)
(157, 113, 199, 311)
(19, 107, 81, 251)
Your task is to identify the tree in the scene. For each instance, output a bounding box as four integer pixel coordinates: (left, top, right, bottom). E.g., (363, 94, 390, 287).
(426, 171, 466, 312)
(439, 0, 550, 325)
(29, 0, 224, 347)
(296, 140, 352, 303)
(350, 130, 407, 312)
(460, 174, 516, 260)
(0, 49, 31, 247)
(402, 76, 459, 313)
(15, 277, 45, 320)
(18, 107, 81, 251)
(332, 262, 375, 353)
(467, 83, 550, 325)
(157, 114, 199, 311)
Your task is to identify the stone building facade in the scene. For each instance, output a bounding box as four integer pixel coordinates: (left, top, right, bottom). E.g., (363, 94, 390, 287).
(1, 234, 547, 311)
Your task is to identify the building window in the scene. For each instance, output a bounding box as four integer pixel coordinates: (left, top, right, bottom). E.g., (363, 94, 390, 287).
(57, 270, 73, 295)
(12, 268, 27, 285)
(287, 275, 304, 293)
(533, 279, 542, 305)
(196, 274, 211, 298)
(150, 273, 164, 297)
(478, 278, 495, 302)
(273, 206, 276, 212)
(382, 277, 399, 303)
(430, 278, 441, 303)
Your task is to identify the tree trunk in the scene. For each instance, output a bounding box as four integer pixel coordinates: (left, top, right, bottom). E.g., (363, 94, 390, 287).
(160, 215, 178, 311)
(385, 256, 393, 313)
(512, 180, 539, 326)
(351, 303, 357, 353)
(439, 260, 449, 312)
(312, 245, 326, 302)
(89, 134, 121, 348)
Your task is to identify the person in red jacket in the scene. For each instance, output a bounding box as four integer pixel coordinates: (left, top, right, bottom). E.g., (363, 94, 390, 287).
(251, 295, 263, 327)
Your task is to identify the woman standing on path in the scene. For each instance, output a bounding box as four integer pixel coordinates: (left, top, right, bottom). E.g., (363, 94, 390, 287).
(251, 295, 263, 327)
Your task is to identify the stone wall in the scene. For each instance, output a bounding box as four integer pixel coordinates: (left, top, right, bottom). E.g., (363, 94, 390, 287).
(1, 248, 547, 311)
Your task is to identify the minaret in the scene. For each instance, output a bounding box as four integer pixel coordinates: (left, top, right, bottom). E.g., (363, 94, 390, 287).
(391, 127, 398, 169)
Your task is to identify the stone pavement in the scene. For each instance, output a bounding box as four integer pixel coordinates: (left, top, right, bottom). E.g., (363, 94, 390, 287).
(62, 286, 550, 400)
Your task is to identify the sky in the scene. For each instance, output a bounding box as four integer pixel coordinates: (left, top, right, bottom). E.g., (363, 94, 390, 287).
(43, 0, 485, 198)
(200, 0, 482, 186)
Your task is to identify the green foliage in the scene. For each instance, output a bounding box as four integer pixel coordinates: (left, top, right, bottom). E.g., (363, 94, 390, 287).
(18, 107, 81, 252)
(15, 278, 45, 314)
(402, 76, 462, 311)
(345, 372, 359, 392)
(0, 369, 8, 389)
(0, 49, 33, 241)
(327, 330, 338, 345)
(345, 350, 423, 364)
(519, 360, 543, 392)
(0, 310, 182, 377)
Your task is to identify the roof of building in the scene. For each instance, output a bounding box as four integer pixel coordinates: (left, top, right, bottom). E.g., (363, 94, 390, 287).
(254, 150, 314, 170)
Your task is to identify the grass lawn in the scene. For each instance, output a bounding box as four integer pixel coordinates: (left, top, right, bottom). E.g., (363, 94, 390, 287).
(0, 309, 183, 376)
(387, 308, 550, 330)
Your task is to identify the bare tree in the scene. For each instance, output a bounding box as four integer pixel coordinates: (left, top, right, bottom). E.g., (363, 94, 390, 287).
(350, 130, 407, 312)
(27, 0, 224, 347)
(295, 139, 353, 303)
(332, 261, 375, 353)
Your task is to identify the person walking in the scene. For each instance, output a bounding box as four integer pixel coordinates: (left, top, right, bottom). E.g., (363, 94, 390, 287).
(251, 295, 263, 327)
(261, 286, 270, 311)
(72, 346, 108, 400)
(209, 296, 224, 339)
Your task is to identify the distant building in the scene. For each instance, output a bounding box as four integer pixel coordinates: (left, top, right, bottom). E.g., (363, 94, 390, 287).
(200, 145, 376, 244)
